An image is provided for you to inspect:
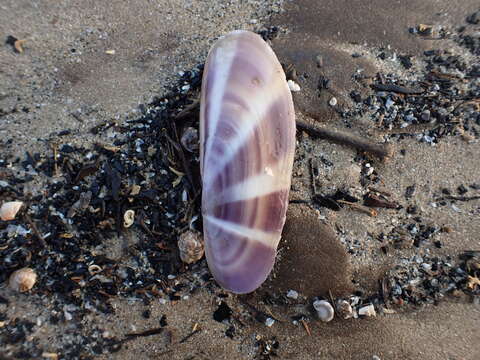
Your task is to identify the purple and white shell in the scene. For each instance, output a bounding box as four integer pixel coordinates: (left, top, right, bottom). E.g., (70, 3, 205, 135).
(200, 30, 296, 293)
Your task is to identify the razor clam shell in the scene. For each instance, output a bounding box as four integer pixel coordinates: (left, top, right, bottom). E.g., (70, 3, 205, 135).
(200, 30, 296, 293)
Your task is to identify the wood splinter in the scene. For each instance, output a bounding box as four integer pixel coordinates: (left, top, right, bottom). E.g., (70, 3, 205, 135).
(337, 200, 378, 217)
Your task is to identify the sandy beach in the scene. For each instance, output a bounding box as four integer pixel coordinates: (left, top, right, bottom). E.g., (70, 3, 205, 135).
(1, 1, 479, 359)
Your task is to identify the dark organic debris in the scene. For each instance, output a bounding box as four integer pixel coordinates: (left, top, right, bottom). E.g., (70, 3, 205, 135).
(0, 64, 206, 358)
(313, 190, 359, 211)
(213, 301, 232, 322)
(371, 83, 424, 95)
(179, 328, 201, 344)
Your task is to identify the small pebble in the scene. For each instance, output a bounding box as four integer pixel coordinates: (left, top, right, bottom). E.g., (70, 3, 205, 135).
(385, 97, 394, 109)
(328, 97, 337, 107)
(178, 230, 205, 264)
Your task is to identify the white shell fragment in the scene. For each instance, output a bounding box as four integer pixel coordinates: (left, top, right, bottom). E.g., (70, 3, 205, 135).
(0, 201, 24, 221)
(287, 79, 301, 92)
(200, 30, 296, 294)
(328, 97, 338, 107)
(178, 230, 205, 264)
(123, 210, 135, 228)
(286, 289, 299, 299)
(9, 267, 37, 292)
(358, 304, 376, 317)
(336, 299, 354, 319)
(313, 299, 335, 322)
(264, 317, 275, 327)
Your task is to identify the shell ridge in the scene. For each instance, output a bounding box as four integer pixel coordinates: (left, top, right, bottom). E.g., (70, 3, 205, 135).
(203, 38, 239, 168)
(209, 162, 291, 206)
(203, 78, 289, 187)
(204, 215, 279, 248)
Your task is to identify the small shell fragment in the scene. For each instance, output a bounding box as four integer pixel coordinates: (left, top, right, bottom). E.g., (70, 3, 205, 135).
(358, 304, 376, 317)
(14, 39, 27, 53)
(178, 230, 205, 264)
(0, 201, 23, 221)
(328, 97, 338, 107)
(286, 289, 299, 299)
(88, 264, 102, 275)
(264, 317, 275, 327)
(336, 299, 353, 319)
(123, 210, 135, 228)
(313, 299, 334, 322)
(287, 80, 301, 92)
(9, 267, 37, 292)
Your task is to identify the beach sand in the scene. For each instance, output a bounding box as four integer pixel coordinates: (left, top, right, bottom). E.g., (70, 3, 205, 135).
(1, 1, 479, 359)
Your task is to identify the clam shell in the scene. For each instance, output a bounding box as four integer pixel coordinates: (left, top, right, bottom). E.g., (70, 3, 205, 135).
(200, 30, 296, 293)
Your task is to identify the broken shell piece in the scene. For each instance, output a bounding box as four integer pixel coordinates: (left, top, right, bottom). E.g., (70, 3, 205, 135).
(313, 300, 334, 322)
(286, 289, 299, 299)
(88, 264, 102, 275)
(0, 201, 23, 221)
(264, 317, 275, 327)
(130, 184, 141, 196)
(336, 299, 353, 319)
(9, 267, 37, 292)
(358, 304, 376, 317)
(178, 230, 205, 264)
(287, 80, 301, 92)
(328, 97, 338, 107)
(123, 210, 135, 228)
(14, 39, 27, 53)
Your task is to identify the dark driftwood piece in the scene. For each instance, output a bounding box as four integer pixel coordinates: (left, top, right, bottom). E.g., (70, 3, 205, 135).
(296, 120, 394, 160)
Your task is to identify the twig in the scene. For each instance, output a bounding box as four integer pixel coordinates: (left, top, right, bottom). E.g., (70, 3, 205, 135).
(24, 214, 47, 247)
(51, 143, 59, 177)
(453, 98, 480, 113)
(179, 329, 201, 344)
(300, 319, 311, 336)
(364, 194, 400, 209)
(289, 199, 310, 204)
(383, 122, 440, 135)
(436, 195, 480, 202)
(297, 120, 394, 160)
(125, 327, 164, 338)
(174, 99, 200, 120)
(164, 133, 195, 191)
(367, 186, 392, 197)
(337, 200, 377, 216)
